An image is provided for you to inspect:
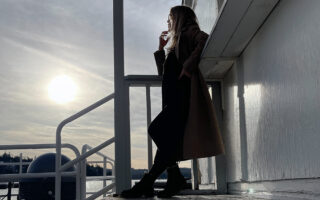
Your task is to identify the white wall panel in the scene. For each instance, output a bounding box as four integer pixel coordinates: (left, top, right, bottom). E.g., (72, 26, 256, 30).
(223, 0, 320, 182)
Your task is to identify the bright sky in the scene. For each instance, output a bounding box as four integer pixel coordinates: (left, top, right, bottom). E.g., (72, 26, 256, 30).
(0, 0, 192, 169)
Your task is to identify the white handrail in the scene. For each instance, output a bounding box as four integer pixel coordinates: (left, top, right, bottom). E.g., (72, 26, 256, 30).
(83, 144, 115, 162)
(55, 93, 115, 200)
(86, 176, 115, 181)
(0, 143, 80, 156)
(0, 171, 76, 181)
(60, 137, 115, 172)
(0, 162, 30, 166)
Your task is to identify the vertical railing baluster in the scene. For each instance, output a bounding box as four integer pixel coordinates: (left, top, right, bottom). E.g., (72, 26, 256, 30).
(80, 145, 87, 200)
(19, 153, 22, 174)
(191, 159, 199, 190)
(103, 157, 107, 197)
(56, 126, 62, 200)
(76, 162, 81, 200)
(146, 85, 153, 170)
(209, 85, 216, 188)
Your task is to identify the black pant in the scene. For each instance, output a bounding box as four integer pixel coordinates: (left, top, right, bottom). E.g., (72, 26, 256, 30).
(148, 75, 191, 166)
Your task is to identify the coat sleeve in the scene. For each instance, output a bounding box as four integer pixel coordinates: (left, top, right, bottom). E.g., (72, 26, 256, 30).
(183, 30, 209, 74)
(153, 49, 165, 76)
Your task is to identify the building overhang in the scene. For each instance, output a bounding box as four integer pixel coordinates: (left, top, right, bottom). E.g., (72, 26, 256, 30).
(199, 0, 279, 79)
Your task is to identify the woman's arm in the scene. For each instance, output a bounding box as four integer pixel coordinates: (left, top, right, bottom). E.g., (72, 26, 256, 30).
(154, 31, 170, 76)
(183, 30, 209, 74)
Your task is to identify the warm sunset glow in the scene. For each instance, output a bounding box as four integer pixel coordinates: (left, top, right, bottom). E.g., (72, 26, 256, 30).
(48, 75, 77, 104)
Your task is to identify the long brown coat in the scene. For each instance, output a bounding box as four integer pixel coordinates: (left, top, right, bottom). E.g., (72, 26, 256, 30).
(154, 24, 225, 160)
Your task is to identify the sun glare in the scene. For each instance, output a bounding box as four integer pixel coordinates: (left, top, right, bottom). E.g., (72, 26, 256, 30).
(48, 75, 77, 104)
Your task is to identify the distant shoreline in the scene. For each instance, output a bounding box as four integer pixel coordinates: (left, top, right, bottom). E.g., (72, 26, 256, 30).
(0, 153, 191, 179)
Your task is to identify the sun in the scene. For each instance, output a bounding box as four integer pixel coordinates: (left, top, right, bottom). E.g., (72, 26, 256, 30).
(48, 75, 77, 104)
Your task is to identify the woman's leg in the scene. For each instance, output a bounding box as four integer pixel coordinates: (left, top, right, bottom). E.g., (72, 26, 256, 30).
(148, 105, 185, 162)
(120, 150, 178, 198)
(121, 108, 179, 198)
(150, 149, 177, 177)
(154, 76, 190, 197)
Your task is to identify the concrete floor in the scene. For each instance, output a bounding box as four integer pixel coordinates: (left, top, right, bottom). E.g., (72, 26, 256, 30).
(101, 190, 306, 200)
(102, 194, 292, 200)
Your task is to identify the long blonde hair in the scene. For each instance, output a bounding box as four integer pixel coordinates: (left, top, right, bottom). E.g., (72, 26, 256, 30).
(167, 5, 200, 51)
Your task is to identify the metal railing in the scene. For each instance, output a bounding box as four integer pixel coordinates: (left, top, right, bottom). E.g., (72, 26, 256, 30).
(0, 93, 116, 200)
(0, 77, 221, 200)
(55, 93, 115, 200)
(0, 143, 115, 200)
(0, 153, 30, 175)
(0, 143, 81, 199)
(125, 75, 222, 190)
(82, 144, 115, 198)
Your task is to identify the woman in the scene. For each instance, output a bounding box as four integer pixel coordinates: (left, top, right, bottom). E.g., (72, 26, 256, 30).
(121, 5, 225, 198)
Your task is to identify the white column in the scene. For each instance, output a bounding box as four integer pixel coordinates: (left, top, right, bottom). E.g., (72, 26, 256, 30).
(146, 85, 153, 170)
(113, 0, 132, 194)
(211, 82, 227, 194)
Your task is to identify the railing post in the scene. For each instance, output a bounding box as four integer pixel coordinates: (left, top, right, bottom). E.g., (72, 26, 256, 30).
(207, 85, 216, 189)
(76, 163, 81, 200)
(114, 0, 131, 194)
(80, 145, 87, 200)
(112, 165, 116, 193)
(207, 156, 214, 185)
(19, 153, 22, 174)
(55, 126, 62, 200)
(103, 157, 107, 197)
(191, 159, 199, 190)
(146, 85, 153, 170)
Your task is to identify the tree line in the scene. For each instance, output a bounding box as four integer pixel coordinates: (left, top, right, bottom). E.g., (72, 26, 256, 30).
(0, 153, 191, 179)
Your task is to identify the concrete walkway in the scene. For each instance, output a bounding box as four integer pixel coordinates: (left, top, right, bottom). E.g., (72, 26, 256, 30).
(102, 189, 308, 200)
(102, 194, 297, 200)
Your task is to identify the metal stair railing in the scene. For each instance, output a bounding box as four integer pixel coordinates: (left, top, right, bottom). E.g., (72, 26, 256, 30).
(82, 144, 115, 198)
(0, 143, 81, 199)
(55, 93, 115, 200)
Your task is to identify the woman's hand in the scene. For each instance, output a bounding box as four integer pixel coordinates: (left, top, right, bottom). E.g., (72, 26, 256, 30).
(179, 68, 191, 80)
(159, 31, 169, 50)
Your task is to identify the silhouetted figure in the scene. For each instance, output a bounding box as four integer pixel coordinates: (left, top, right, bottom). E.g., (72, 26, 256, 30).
(121, 5, 225, 198)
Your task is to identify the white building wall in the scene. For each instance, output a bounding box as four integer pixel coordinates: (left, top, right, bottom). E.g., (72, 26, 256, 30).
(223, 0, 320, 184)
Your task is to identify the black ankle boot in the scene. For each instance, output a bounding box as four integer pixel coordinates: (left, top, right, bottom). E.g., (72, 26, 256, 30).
(157, 165, 186, 198)
(120, 173, 155, 198)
